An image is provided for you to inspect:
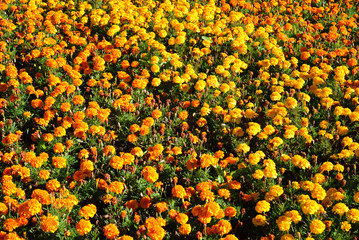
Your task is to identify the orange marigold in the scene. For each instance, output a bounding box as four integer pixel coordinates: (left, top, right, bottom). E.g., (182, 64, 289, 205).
(179, 224, 191, 235)
(172, 185, 186, 199)
(79, 204, 97, 219)
(108, 181, 124, 194)
(18, 199, 42, 218)
(142, 166, 159, 183)
(31, 189, 51, 205)
(46, 179, 61, 192)
(76, 219, 93, 236)
(52, 156, 67, 168)
(155, 202, 168, 213)
(41, 214, 59, 233)
(103, 223, 120, 239)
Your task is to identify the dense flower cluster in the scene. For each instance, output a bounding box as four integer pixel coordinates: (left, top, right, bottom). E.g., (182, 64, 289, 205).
(0, 0, 359, 239)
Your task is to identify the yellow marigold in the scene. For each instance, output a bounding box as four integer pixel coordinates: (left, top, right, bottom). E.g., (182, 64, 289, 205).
(252, 214, 266, 227)
(46, 179, 61, 192)
(332, 203, 349, 216)
(255, 200, 271, 213)
(284, 210, 302, 224)
(248, 152, 261, 165)
(194, 80, 206, 91)
(41, 214, 59, 233)
(263, 166, 277, 179)
(346, 208, 359, 223)
(270, 92, 281, 101)
(310, 219, 325, 234)
(341, 221, 351, 231)
(246, 122, 261, 136)
(301, 200, 320, 215)
(237, 143, 250, 153)
(276, 216, 292, 231)
(103, 223, 120, 239)
(319, 162, 333, 173)
(280, 234, 296, 240)
(197, 117, 207, 127)
(253, 169, 264, 179)
(268, 185, 283, 197)
(76, 219, 93, 236)
(119, 235, 134, 240)
(54, 126, 66, 137)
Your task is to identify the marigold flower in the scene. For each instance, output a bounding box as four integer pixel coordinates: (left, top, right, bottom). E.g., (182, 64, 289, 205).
(18, 199, 42, 218)
(346, 208, 359, 223)
(255, 200, 271, 213)
(60, 102, 71, 112)
(310, 219, 325, 234)
(156, 202, 168, 213)
(39, 170, 50, 180)
(76, 219, 93, 236)
(218, 189, 231, 199)
(142, 166, 159, 183)
(276, 216, 292, 231)
(252, 214, 266, 227)
(332, 203, 349, 216)
(73, 95, 85, 105)
(301, 199, 320, 215)
(281, 234, 295, 240)
(175, 213, 188, 225)
(103, 223, 120, 239)
(224, 207, 236, 217)
(46, 179, 61, 192)
(54, 126, 66, 137)
(52, 156, 67, 168)
(0, 202, 8, 215)
(79, 204, 97, 219)
(341, 221, 351, 231)
(31, 189, 51, 205)
(3, 218, 19, 232)
(178, 224, 191, 235)
(41, 214, 59, 233)
(108, 181, 124, 194)
(110, 156, 124, 170)
(140, 196, 152, 209)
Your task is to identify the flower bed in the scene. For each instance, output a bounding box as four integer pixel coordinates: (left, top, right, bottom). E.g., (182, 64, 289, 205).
(0, 0, 359, 239)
